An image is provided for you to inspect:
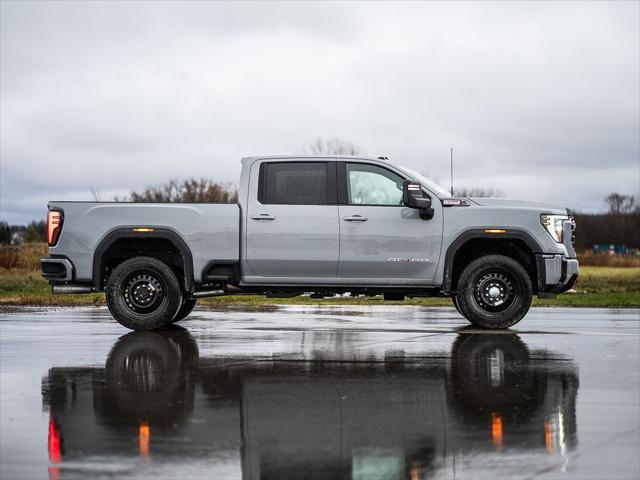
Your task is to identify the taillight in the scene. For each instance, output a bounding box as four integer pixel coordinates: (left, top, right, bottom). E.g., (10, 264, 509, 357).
(47, 210, 63, 246)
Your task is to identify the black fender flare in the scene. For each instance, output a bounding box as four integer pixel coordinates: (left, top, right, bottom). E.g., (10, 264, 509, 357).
(92, 227, 194, 291)
(442, 228, 543, 293)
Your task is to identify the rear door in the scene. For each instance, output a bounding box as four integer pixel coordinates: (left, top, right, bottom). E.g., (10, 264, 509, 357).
(244, 160, 339, 281)
(337, 161, 443, 284)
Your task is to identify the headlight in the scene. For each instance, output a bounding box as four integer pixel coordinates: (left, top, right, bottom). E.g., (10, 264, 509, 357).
(541, 214, 568, 243)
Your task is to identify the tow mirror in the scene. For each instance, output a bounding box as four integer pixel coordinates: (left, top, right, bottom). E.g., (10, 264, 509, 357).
(403, 180, 434, 220)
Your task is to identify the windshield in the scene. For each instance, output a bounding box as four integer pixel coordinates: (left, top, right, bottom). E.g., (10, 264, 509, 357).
(396, 165, 452, 198)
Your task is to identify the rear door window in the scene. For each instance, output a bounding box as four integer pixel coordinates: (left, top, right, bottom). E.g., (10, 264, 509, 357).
(259, 162, 331, 205)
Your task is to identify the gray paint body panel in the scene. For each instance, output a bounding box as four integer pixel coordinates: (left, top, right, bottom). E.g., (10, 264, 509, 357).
(48, 202, 239, 283)
(337, 205, 442, 284)
(243, 158, 339, 280)
(46, 155, 575, 291)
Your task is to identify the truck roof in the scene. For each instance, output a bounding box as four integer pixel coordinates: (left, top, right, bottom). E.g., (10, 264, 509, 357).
(240, 155, 388, 166)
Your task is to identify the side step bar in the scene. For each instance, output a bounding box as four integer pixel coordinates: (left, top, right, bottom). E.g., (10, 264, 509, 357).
(191, 289, 227, 298)
(52, 285, 95, 294)
(52, 285, 244, 298)
(191, 285, 252, 299)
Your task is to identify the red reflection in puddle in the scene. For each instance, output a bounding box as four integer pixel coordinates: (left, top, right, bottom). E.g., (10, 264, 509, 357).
(48, 414, 61, 480)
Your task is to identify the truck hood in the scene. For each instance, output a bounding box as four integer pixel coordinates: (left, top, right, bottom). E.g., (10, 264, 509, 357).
(468, 197, 567, 214)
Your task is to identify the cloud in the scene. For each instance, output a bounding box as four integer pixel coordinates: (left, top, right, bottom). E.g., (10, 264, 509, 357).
(1, 1, 638, 223)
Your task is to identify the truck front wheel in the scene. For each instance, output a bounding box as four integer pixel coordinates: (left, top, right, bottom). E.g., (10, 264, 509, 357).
(106, 256, 183, 331)
(455, 254, 532, 329)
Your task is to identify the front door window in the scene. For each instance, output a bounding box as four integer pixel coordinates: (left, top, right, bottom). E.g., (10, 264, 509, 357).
(346, 163, 404, 206)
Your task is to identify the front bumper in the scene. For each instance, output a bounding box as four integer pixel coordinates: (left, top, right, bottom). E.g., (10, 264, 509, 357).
(536, 254, 579, 294)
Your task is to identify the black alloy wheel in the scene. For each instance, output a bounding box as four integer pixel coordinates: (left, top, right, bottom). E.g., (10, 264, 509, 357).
(473, 270, 517, 313)
(123, 271, 165, 314)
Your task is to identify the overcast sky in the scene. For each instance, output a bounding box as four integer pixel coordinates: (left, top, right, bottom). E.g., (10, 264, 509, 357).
(1, 1, 638, 224)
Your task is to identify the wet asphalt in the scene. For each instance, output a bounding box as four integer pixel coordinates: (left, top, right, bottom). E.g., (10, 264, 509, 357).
(0, 306, 638, 480)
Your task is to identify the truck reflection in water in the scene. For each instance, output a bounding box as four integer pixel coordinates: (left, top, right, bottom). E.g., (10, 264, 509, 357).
(42, 328, 578, 479)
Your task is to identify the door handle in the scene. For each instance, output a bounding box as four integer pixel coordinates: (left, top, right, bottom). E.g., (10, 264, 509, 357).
(251, 214, 276, 221)
(343, 215, 368, 222)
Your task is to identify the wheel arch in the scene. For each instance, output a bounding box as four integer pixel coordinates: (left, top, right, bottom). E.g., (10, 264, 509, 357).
(443, 228, 542, 294)
(92, 227, 194, 292)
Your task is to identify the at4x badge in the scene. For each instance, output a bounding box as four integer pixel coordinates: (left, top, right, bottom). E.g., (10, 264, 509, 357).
(387, 257, 429, 263)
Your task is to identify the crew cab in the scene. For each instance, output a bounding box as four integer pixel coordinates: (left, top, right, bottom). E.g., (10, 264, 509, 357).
(41, 155, 579, 330)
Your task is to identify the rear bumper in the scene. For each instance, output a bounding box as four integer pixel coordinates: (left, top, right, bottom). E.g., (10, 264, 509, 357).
(536, 254, 579, 294)
(41, 256, 74, 282)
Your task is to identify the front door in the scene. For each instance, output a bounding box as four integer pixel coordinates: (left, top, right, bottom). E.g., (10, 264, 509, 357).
(337, 161, 443, 284)
(244, 160, 339, 282)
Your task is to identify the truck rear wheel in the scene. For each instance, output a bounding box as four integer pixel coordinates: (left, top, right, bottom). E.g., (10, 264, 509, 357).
(455, 254, 532, 329)
(106, 256, 183, 331)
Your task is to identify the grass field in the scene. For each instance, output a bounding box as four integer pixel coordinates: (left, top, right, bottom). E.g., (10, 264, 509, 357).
(1, 266, 638, 308)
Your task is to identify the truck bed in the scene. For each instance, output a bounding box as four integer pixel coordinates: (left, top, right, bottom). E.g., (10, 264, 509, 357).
(48, 202, 240, 283)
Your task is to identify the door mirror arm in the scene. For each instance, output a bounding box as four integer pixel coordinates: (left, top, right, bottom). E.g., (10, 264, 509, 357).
(403, 180, 434, 220)
(419, 207, 434, 220)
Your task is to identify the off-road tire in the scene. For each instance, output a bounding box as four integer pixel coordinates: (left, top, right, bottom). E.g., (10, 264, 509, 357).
(171, 298, 197, 323)
(106, 256, 183, 331)
(455, 254, 532, 329)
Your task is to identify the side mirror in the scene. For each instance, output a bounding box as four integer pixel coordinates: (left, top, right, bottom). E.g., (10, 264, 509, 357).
(403, 180, 434, 220)
(403, 180, 432, 209)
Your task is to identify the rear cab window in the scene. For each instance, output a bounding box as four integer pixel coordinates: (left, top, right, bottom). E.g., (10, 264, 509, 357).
(258, 162, 336, 205)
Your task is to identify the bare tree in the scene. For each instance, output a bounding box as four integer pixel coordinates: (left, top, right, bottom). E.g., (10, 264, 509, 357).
(454, 187, 505, 198)
(89, 186, 101, 201)
(571, 192, 640, 250)
(306, 137, 362, 155)
(605, 193, 637, 215)
(120, 178, 237, 203)
(23, 220, 47, 243)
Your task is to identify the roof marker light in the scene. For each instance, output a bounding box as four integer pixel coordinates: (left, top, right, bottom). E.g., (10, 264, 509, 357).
(132, 228, 155, 233)
(484, 229, 507, 234)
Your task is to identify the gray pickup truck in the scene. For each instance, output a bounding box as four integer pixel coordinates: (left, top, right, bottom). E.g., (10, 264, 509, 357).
(41, 155, 578, 331)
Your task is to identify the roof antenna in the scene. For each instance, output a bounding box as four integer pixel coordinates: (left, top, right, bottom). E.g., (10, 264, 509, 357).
(450, 147, 454, 196)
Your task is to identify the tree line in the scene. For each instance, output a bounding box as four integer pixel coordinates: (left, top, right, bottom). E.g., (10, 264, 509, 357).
(116, 178, 237, 203)
(3, 190, 637, 250)
(572, 194, 639, 250)
(1, 139, 637, 249)
(0, 221, 46, 245)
